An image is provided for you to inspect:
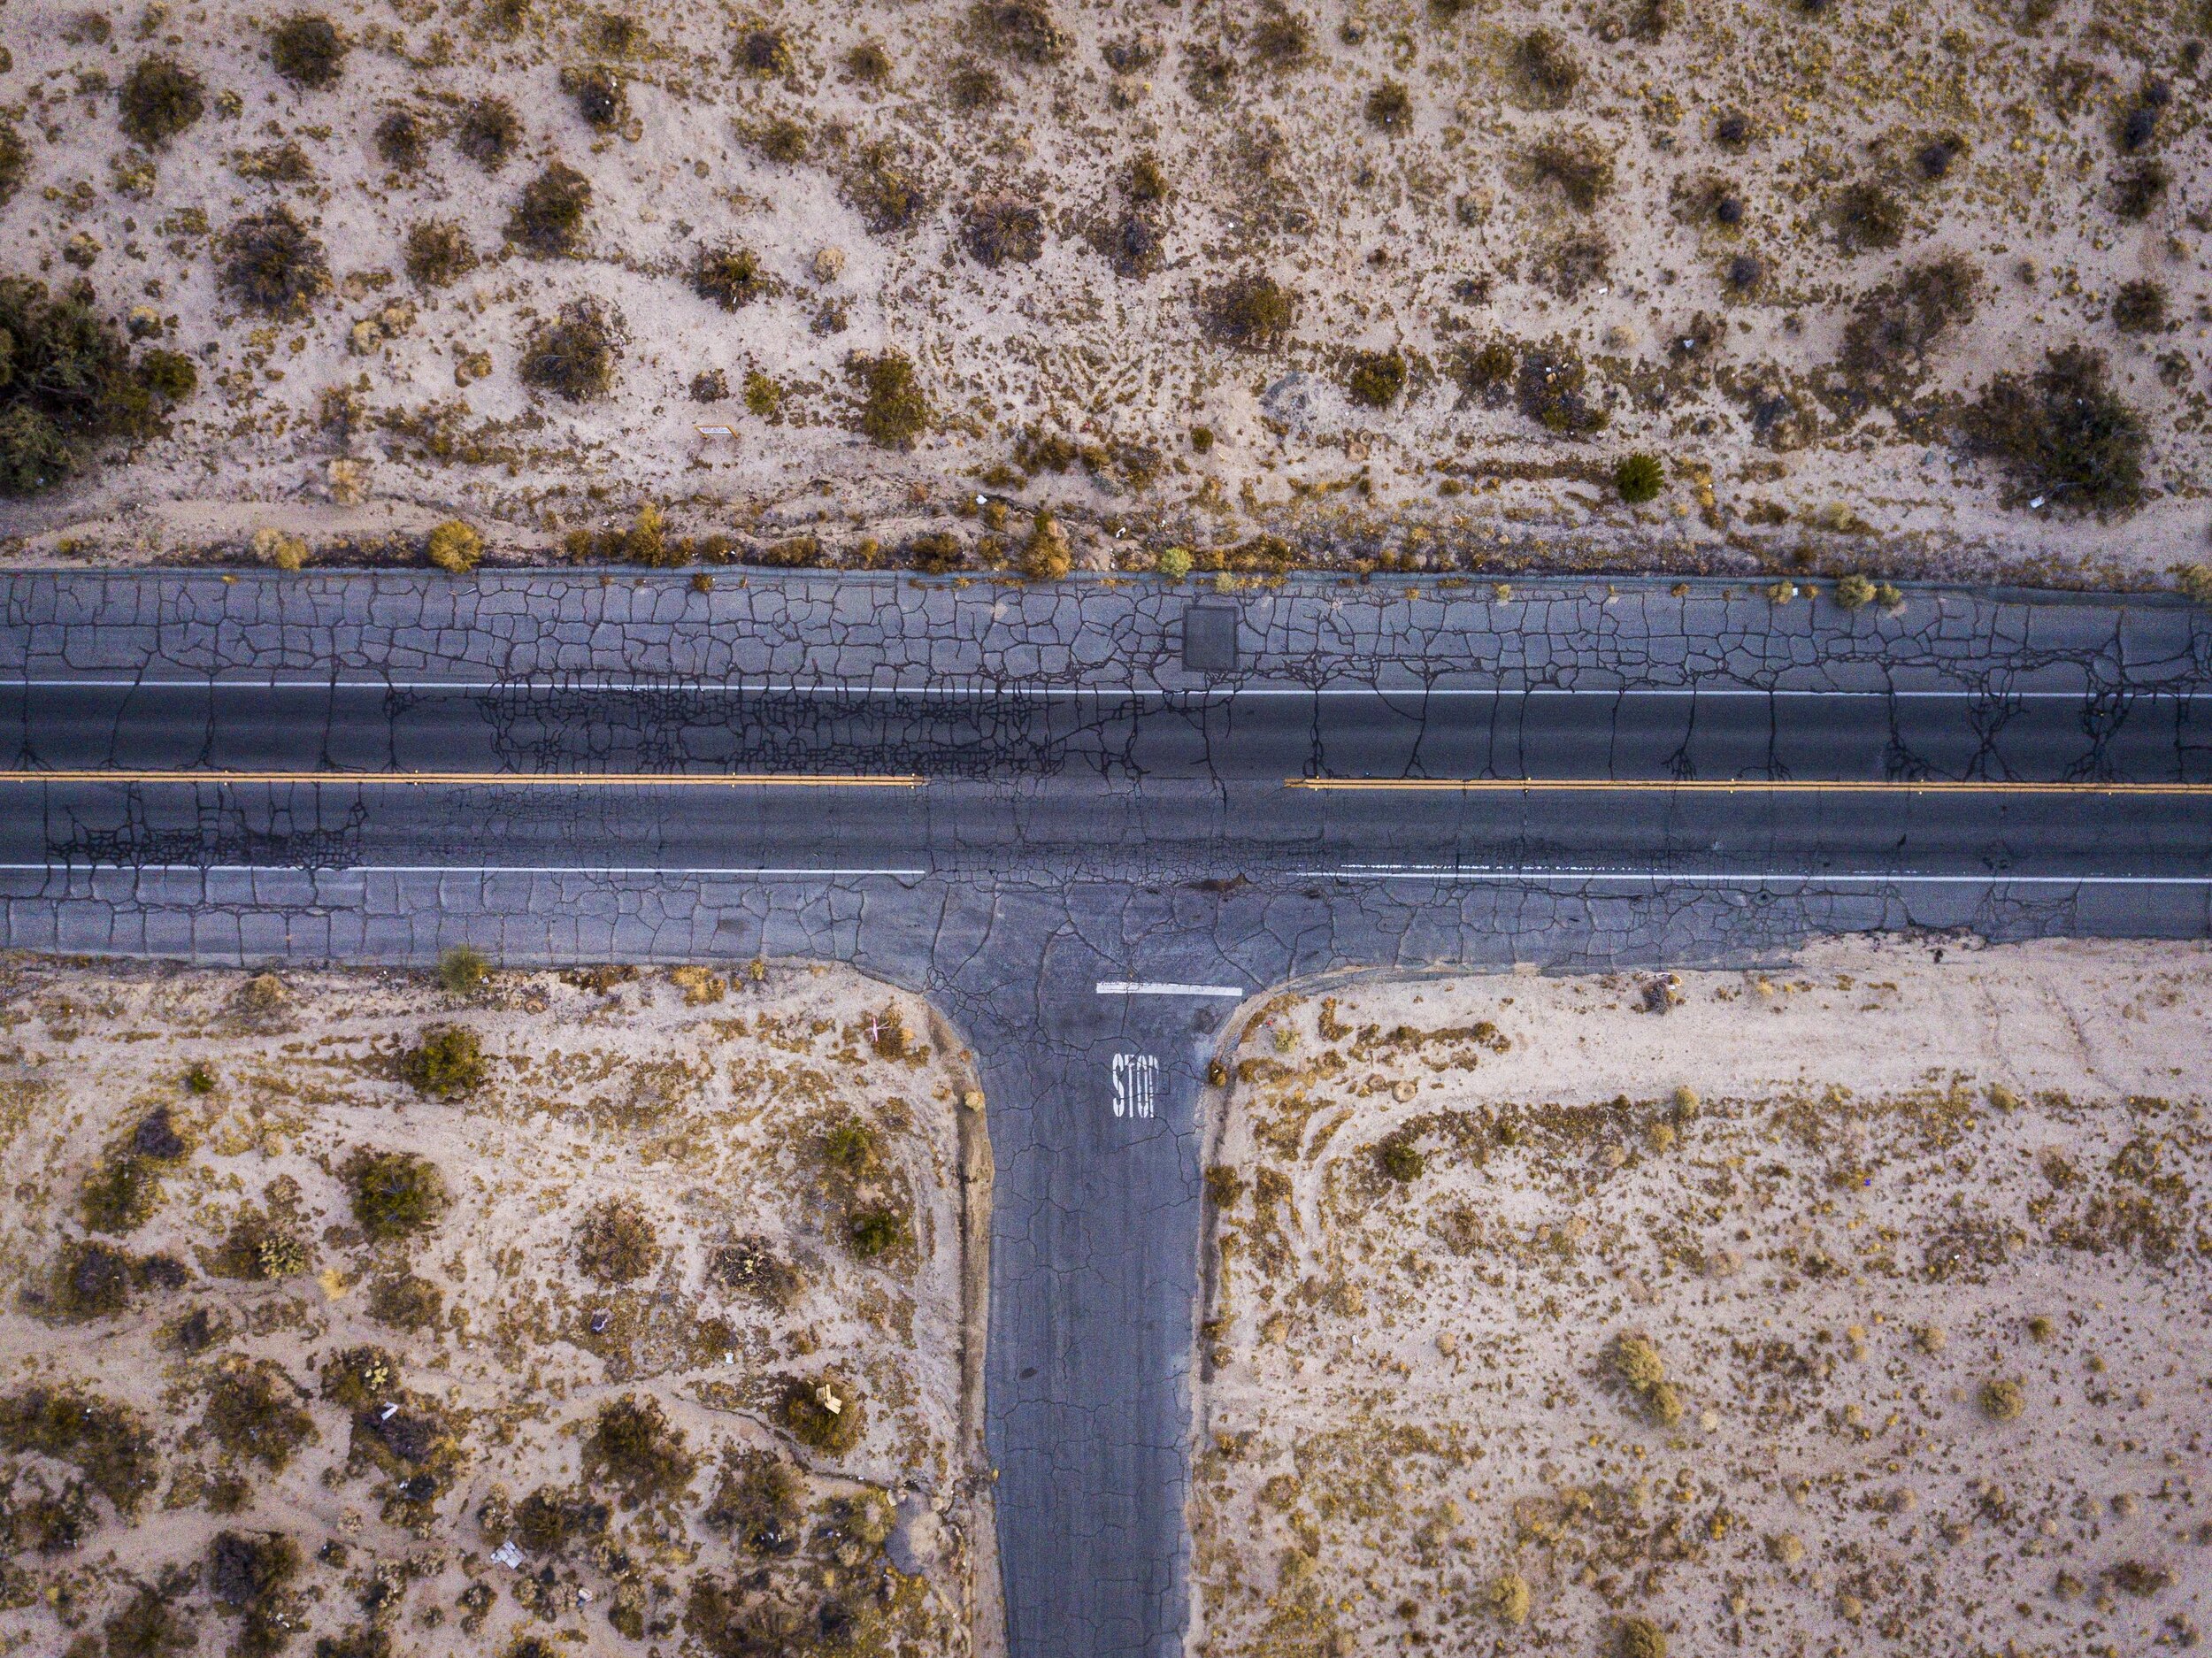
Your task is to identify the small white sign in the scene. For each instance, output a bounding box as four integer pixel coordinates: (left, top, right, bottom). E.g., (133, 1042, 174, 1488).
(1111, 1053, 1158, 1120)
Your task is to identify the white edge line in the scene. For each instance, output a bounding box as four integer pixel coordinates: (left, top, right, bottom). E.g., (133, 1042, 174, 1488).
(1096, 980, 1248, 997)
(1313, 869, 2212, 886)
(0, 864, 926, 878)
(3, 679, 2204, 700)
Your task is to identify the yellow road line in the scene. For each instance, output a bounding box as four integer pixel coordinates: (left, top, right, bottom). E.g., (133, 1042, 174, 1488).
(0, 771, 924, 788)
(1286, 778, 2212, 794)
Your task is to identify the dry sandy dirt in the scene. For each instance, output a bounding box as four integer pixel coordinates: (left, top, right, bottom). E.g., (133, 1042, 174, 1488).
(0, 0, 2208, 587)
(1191, 934, 2212, 1658)
(0, 955, 997, 1658)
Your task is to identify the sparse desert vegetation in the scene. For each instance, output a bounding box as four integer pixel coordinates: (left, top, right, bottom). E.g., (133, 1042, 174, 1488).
(1192, 938, 2212, 1658)
(0, 957, 995, 1658)
(0, 0, 2204, 585)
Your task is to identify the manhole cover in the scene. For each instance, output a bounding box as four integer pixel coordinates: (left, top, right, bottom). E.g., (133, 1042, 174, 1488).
(1181, 603, 1239, 672)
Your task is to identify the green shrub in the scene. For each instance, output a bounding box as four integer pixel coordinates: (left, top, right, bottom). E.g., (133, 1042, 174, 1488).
(457, 96, 521, 170)
(1156, 546, 1193, 580)
(736, 26, 794, 75)
(949, 60, 1004, 111)
(848, 1207, 910, 1257)
(1347, 349, 1407, 408)
(576, 1196, 658, 1284)
(0, 122, 25, 205)
(1489, 1571, 1532, 1625)
(1365, 81, 1412, 129)
(847, 41, 893, 83)
(1615, 452, 1664, 503)
(56, 1240, 134, 1316)
(1253, 8, 1310, 65)
(842, 140, 927, 233)
(1609, 1332, 1666, 1392)
(403, 219, 476, 288)
(422, 518, 482, 575)
(210, 1527, 301, 1657)
(821, 1119, 878, 1172)
(1377, 1138, 1425, 1183)
(585, 1394, 696, 1505)
(780, 1372, 864, 1455)
(366, 1270, 443, 1330)
(345, 1149, 449, 1240)
(319, 1345, 399, 1411)
(1979, 1378, 2026, 1420)
(962, 193, 1046, 267)
(1022, 510, 1072, 579)
(1617, 1616, 1668, 1658)
(693, 245, 768, 310)
(1513, 28, 1580, 107)
(1205, 272, 1297, 349)
(705, 1450, 802, 1551)
(374, 108, 428, 171)
(1527, 133, 1613, 210)
(269, 13, 348, 87)
(2111, 279, 2167, 334)
(970, 0, 1068, 63)
(1517, 342, 1609, 435)
(1833, 180, 1905, 253)
(1835, 257, 1978, 402)
(312, 1627, 391, 1658)
(435, 942, 488, 991)
(119, 55, 204, 147)
(710, 1236, 803, 1309)
(204, 1357, 318, 1470)
(0, 1387, 158, 1513)
(140, 349, 196, 400)
(403, 1024, 485, 1098)
(0, 276, 194, 497)
(519, 298, 623, 402)
(507, 162, 593, 257)
(1832, 572, 1877, 609)
(905, 530, 964, 572)
(2177, 564, 2212, 605)
(104, 1585, 195, 1657)
(515, 1482, 611, 1553)
(2113, 161, 2168, 221)
(221, 207, 332, 316)
(849, 351, 927, 448)
(1962, 346, 2145, 514)
(562, 63, 626, 132)
(81, 1108, 190, 1232)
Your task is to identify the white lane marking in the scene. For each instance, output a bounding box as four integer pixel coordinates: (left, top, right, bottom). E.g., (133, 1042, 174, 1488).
(2, 679, 2201, 700)
(1316, 867, 2212, 886)
(1110, 1054, 1158, 1120)
(0, 863, 926, 878)
(1096, 980, 1248, 997)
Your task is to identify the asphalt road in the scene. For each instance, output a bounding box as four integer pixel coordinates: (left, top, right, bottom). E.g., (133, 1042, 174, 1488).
(4, 572, 2209, 1658)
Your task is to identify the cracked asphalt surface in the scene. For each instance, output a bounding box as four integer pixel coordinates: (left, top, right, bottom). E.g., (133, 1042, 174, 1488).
(3, 571, 2209, 1657)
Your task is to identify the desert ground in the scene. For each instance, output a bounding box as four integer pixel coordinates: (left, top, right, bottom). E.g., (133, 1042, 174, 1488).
(1191, 935, 2212, 1658)
(0, 954, 997, 1658)
(0, 0, 2207, 588)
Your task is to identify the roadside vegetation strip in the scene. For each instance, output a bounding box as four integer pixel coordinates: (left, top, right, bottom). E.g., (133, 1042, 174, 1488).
(1286, 777, 2212, 794)
(0, 770, 926, 787)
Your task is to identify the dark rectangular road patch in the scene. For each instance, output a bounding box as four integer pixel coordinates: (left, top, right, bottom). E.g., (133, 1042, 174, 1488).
(1180, 603, 1239, 672)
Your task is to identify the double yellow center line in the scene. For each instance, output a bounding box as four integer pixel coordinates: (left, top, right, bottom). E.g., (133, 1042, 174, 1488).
(1286, 778, 2212, 794)
(0, 771, 923, 787)
(0, 772, 2205, 794)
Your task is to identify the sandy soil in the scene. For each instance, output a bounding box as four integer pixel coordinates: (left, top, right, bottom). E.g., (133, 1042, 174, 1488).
(0, 955, 997, 1658)
(1191, 935, 2212, 1658)
(0, 0, 2208, 587)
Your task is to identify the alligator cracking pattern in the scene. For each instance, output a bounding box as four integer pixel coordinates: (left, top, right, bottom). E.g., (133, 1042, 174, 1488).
(2, 572, 2209, 1658)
